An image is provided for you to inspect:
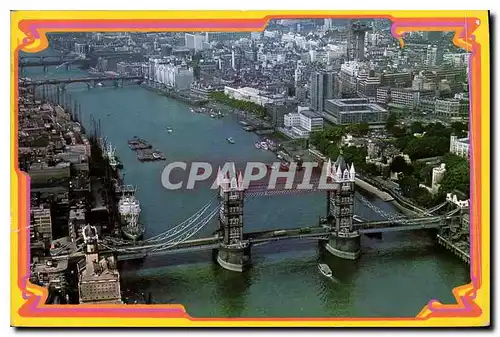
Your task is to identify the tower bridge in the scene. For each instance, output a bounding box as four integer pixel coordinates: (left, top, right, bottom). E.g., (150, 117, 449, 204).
(58, 154, 469, 272)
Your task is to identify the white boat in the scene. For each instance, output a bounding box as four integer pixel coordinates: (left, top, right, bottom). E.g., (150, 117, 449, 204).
(227, 137, 235, 144)
(255, 142, 261, 149)
(166, 127, 173, 133)
(96, 82, 103, 87)
(260, 143, 269, 150)
(210, 114, 215, 118)
(318, 263, 333, 278)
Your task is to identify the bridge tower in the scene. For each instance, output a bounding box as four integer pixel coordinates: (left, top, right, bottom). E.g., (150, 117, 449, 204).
(215, 169, 251, 272)
(324, 154, 361, 259)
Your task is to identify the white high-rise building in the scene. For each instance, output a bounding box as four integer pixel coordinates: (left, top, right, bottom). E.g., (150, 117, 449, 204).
(185, 33, 205, 51)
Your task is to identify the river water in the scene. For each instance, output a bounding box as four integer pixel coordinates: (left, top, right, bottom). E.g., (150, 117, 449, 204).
(23, 50, 469, 318)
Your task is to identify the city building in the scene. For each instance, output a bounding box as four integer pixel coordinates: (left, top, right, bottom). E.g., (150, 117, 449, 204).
(78, 225, 122, 304)
(356, 69, 380, 99)
(283, 108, 324, 138)
(74, 43, 89, 55)
(267, 102, 298, 128)
(160, 44, 173, 57)
(310, 71, 334, 112)
(185, 33, 205, 51)
(380, 71, 412, 88)
(431, 163, 447, 193)
(435, 98, 469, 120)
(78, 255, 122, 304)
(450, 133, 470, 159)
(190, 83, 224, 100)
(116, 62, 143, 76)
(31, 258, 69, 293)
(206, 32, 251, 41)
(376, 87, 434, 110)
(420, 163, 446, 195)
(338, 61, 362, 97)
(323, 98, 388, 125)
(153, 63, 195, 91)
(31, 205, 53, 246)
(425, 44, 444, 67)
(224, 86, 285, 106)
(284, 113, 301, 128)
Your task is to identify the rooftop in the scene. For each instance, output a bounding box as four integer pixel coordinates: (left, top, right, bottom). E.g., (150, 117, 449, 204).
(300, 110, 322, 119)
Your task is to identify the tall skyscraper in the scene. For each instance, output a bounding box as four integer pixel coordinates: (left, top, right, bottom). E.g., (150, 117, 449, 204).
(310, 71, 334, 113)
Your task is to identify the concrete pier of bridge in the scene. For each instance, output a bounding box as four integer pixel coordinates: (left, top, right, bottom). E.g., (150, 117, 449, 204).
(324, 232, 361, 260)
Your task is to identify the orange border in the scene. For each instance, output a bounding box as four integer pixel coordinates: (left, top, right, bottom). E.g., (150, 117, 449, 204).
(11, 10, 490, 327)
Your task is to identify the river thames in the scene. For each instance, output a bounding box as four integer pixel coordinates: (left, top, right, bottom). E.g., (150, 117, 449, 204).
(23, 50, 469, 318)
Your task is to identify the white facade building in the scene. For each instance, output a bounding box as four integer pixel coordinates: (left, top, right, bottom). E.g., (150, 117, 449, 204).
(284, 108, 323, 138)
(450, 133, 470, 159)
(150, 60, 194, 91)
(284, 113, 301, 128)
(224, 86, 285, 106)
(185, 33, 205, 51)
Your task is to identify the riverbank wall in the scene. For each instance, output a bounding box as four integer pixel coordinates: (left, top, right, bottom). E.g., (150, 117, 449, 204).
(141, 83, 207, 106)
(436, 235, 470, 265)
(354, 178, 394, 202)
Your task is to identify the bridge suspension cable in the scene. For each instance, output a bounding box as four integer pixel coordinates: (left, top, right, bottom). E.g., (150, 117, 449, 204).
(425, 201, 448, 214)
(355, 194, 407, 221)
(141, 198, 217, 244)
(102, 197, 217, 246)
(100, 206, 219, 254)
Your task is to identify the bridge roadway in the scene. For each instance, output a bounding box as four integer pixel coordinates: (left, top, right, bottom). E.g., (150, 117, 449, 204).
(19, 52, 144, 67)
(108, 216, 452, 261)
(51, 216, 454, 261)
(19, 58, 91, 68)
(20, 75, 144, 87)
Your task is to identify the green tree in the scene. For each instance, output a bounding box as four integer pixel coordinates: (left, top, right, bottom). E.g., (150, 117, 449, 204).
(394, 135, 414, 151)
(425, 122, 451, 138)
(440, 162, 470, 195)
(391, 126, 407, 138)
(413, 187, 434, 208)
(385, 112, 399, 133)
(399, 175, 419, 198)
(347, 122, 370, 137)
(343, 146, 367, 168)
(405, 136, 450, 160)
(410, 121, 424, 134)
(389, 156, 412, 175)
(450, 121, 468, 138)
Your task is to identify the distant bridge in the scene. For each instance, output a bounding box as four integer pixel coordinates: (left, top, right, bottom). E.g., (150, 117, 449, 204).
(20, 76, 144, 89)
(19, 51, 144, 68)
(19, 58, 91, 68)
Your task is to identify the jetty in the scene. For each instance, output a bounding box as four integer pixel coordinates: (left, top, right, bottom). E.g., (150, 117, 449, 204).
(136, 149, 166, 162)
(128, 137, 152, 150)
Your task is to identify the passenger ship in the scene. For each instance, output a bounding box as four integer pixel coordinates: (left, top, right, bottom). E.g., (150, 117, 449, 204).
(118, 186, 145, 241)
